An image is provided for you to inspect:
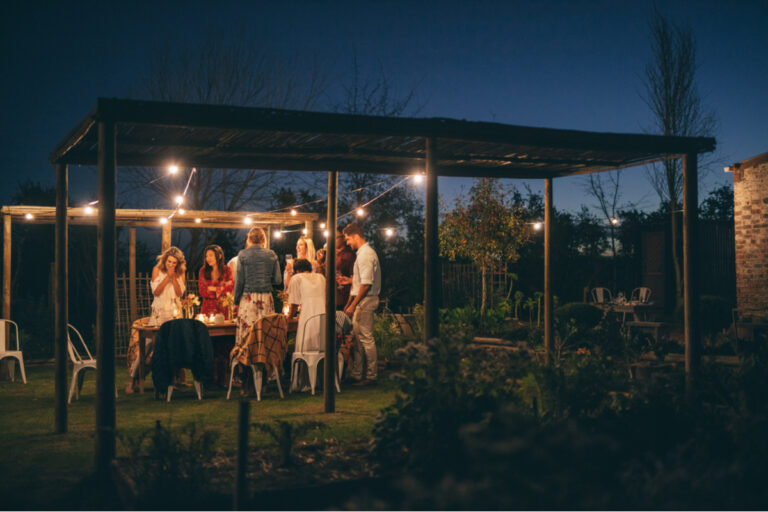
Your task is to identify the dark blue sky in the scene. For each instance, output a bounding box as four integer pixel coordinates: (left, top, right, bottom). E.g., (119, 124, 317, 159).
(1, 0, 765, 213)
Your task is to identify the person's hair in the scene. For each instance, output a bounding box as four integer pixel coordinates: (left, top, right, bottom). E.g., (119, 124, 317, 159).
(342, 222, 364, 238)
(156, 246, 186, 274)
(293, 258, 313, 274)
(247, 227, 266, 246)
(297, 235, 316, 262)
(202, 244, 226, 281)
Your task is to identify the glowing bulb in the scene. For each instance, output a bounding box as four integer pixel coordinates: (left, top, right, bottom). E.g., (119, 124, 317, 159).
(84, 206, 94, 215)
(323, 230, 329, 238)
(194, 218, 201, 224)
(178, 208, 185, 215)
(168, 165, 179, 174)
(243, 217, 252, 225)
(301, 228, 308, 235)
(24, 213, 33, 220)
(159, 217, 168, 225)
(319, 222, 326, 229)
(356, 208, 365, 217)
(533, 222, 542, 231)
(290, 209, 297, 216)
(274, 231, 282, 239)
(283, 305, 290, 316)
(413, 174, 424, 184)
(610, 217, 619, 226)
(385, 228, 394, 237)
(174, 195, 184, 205)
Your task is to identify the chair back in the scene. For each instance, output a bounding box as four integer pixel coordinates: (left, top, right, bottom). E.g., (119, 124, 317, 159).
(297, 313, 327, 353)
(591, 287, 612, 304)
(0, 319, 19, 353)
(67, 324, 94, 364)
(631, 287, 651, 303)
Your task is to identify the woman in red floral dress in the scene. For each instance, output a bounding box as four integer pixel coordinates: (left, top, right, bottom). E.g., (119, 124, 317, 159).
(198, 245, 234, 319)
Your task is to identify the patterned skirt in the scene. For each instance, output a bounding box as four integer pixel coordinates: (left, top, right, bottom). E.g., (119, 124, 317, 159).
(236, 292, 275, 346)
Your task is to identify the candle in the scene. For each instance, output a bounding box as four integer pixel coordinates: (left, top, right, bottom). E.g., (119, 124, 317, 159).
(282, 305, 290, 316)
(197, 314, 205, 322)
(209, 314, 215, 323)
(173, 308, 178, 318)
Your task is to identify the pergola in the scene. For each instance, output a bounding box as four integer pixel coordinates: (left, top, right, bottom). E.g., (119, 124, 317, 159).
(50, 98, 715, 472)
(1, 205, 318, 320)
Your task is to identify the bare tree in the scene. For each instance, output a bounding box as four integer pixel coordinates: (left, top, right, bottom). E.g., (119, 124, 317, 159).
(642, 9, 717, 311)
(585, 170, 624, 289)
(122, 30, 329, 268)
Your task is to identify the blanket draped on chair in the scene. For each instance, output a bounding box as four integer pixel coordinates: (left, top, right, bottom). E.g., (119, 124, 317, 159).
(151, 319, 214, 392)
(230, 314, 287, 373)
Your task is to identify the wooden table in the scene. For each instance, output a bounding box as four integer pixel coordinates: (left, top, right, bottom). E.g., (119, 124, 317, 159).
(594, 302, 657, 324)
(134, 318, 298, 393)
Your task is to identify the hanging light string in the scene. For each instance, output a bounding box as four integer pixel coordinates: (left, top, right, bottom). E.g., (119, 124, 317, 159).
(338, 176, 412, 220)
(168, 168, 197, 220)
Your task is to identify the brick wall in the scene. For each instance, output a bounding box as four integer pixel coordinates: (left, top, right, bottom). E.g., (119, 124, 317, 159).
(732, 154, 768, 321)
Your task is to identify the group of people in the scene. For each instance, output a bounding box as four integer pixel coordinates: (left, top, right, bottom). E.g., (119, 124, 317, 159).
(125, 222, 382, 394)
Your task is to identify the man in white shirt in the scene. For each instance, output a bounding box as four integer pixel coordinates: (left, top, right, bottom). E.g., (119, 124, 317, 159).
(337, 222, 381, 386)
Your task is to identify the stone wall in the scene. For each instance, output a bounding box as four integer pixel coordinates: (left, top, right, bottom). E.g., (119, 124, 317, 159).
(732, 152, 768, 321)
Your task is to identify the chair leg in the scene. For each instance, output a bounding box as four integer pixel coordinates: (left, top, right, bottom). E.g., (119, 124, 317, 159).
(194, 381, 202, 400)
(289, 358, 298, 393)
(226, 360, 237, 400)
(273, 365, 284, 399)
(7, 359, 15, 382)
(77, 369, 86, 397)
(308, 359, 319, 396)
(16, 355, 26, 384)
(68, 368, 79, 404)
(252, 365, 262, 401)
(167, 385, 174, 402)
(336, 355, 343, 393)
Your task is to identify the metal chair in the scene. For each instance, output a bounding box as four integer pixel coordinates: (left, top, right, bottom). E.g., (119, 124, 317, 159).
(67, 323, 96, 403)
(630, 287, 652, 304)
(591, 287, 613, 304)
(290, 313, 343, 395)
(227, 315, 286, 401)
(0, 319, 26, 383)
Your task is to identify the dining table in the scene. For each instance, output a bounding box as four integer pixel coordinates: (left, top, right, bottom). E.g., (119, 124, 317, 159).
(134, 317, 298, 394)
(593, 301, 658, 325)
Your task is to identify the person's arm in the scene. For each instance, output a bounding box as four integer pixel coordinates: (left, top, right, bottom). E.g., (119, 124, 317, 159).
(221, 265, 234, 296)
(344, 285, 370, 316)
(273, 252, 283, 286)
(152, 266, 171, 297)
(198, 269, 214, 299)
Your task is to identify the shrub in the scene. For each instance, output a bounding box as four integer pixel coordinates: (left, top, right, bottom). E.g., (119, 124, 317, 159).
(554, 302, 603, 333)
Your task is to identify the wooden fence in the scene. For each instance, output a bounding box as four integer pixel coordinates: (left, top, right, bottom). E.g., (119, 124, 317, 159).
(441, 263, 512, 310)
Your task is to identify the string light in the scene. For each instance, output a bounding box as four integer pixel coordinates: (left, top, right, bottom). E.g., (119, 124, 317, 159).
(385, 227, 394, 237)
(610, 217, 619, 226)
(159, 217, 168, 225)
(168, 165, 179, 175)
(178, 208, 185, 215)
(323, 230, 329, 237)
(356, 208, 365, 217)
(84, 206, 94, 215)
(274, 231, 282, 239)
(243, 217, 252, 225)
(412, 173, 424, 184)
(533, 222, 542, 231)
(175, 195, 184, 205)
(319, 222, 326, 229)
(194, 218, 202, 223)
(290, 209, 297, 216)
(301, 228, 308, 235)
(24, 213, 33, 220)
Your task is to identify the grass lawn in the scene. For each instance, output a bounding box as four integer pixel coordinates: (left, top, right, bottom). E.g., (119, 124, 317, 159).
(0, 362, 396, 509)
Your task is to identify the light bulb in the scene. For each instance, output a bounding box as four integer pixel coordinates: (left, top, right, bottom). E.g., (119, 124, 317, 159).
(274, 231, 282, 239)
(356, 208, 364, 217)
(24, 213, 33, 220)
(159, 217, 168, 225)
(168, 165, 179, 174)
(290, 209, 297, 216)
(194, 218, 202, 224)
(413, 174, 424, 184)
(533, 222, 542, 231)
(244, 217, 252, 225)
(84, 206, 94, 215)
(175, 195, 184, 205)
(178, 208, 185, 215)
(385, 228, 394, 237)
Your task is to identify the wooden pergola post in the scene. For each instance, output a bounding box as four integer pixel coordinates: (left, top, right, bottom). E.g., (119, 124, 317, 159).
(304, 220, 313, 240)
(129, 227, 137, 322)
(54, 163, 68, 433)
(3, 213, 10, 319)
(424, 137, 440, 342)
(161, 221, 171, 251)
(95, 119, 117, 472)
(324, 171, 338, 413)
(544, 178, 553, 363)
(683, 153, 700, 399)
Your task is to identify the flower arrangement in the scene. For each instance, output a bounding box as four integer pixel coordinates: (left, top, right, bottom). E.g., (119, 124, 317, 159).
(179, 293, 200, 319)
(219, 292, 236, 319)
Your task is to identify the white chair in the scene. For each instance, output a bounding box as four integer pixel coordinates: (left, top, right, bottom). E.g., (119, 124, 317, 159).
(167, 380, 202, 402)
(290, 313, 343, 395)
(0, 319, 26, 384)
(227, 315, 286, 401)
(67, 324, 96, 403)
(591, 287, 613, 304)
(631, 287, 652, 304)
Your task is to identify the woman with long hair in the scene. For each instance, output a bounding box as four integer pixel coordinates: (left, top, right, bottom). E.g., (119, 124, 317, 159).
(198, 244, 234, 319)
(284, 235, 317, 289)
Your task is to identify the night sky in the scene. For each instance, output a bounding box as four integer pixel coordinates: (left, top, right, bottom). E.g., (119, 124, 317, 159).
(1, 0, 765, 213)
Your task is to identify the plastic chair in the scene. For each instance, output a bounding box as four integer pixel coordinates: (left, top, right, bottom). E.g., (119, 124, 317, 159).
(0, 319, 26, 383)
(290, 313, 343, 395)
(227, 315, 286, 401)
(591, 287, 613, 304)
(631, 287, 652, 304)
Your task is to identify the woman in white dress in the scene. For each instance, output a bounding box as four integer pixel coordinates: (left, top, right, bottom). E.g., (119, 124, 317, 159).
(287, 258, 326, 353)
(125, 246, 186, 393)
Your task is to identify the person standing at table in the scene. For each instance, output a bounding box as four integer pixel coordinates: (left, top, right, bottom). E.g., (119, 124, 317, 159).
(198, 244, 234, 319)
(284, 235, 317, 289)
(234, 227, 282, 347)
(337, 223, 380, 386)
(125, 246, 186, 394)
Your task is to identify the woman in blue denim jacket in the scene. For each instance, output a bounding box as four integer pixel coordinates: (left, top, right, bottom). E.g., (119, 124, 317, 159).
(233, 227, 282, 346)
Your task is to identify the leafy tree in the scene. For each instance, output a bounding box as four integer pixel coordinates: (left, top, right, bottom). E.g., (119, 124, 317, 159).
(642, 8, 717, 311)
(439, 178, 530, 313)
(699, 184, 733, 222)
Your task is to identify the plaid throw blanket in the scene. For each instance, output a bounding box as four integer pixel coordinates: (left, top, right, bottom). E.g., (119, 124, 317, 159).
(230, 313, 287, 373)
(126, 317, 152, 369)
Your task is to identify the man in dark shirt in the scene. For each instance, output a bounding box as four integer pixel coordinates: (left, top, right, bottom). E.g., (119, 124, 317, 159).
(319, 227, 356, 309)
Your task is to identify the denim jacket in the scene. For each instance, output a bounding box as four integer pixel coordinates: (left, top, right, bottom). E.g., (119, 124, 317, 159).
(234, 246, 282, 303)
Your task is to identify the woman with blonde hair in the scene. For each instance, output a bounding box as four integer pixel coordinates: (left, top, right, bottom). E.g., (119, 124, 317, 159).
(284, 235, 318, 289)
(126, 245, 186, 393)
(233, 227, 282, 346)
